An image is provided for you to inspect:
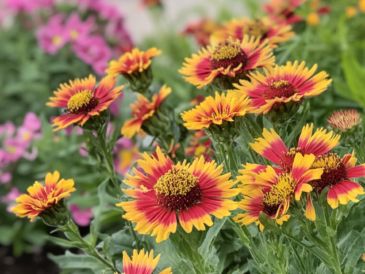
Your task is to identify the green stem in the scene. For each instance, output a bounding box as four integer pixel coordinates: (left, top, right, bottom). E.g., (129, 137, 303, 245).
(63, 220, 117, 272)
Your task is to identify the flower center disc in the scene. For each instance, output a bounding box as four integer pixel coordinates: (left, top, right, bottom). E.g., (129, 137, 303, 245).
(246, 20, 268, 38)
(263, 173, 295, 215)
(265, 80, 296, 99)
(67, 90, 98, 114)
(211, 40, 247, 70)
(311, 153, 347, 191)
(154, 167, 201, 211)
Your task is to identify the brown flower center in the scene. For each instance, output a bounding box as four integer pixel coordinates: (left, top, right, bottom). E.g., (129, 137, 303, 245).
(264, 80, 297, 100)
(211, 39, 247, 70)
(263, 173, 295, 215)
(154, 167, 201, 211)
(67, 90, 98, 114)
(311, 153, 347, 191)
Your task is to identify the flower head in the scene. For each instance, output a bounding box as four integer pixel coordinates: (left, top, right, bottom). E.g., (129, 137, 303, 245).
(121, 85, 171, 138)
(311, 152, 365, 209)
(250, 124, 340, 170)
(73, 35, 113, 75)
(122, 249, 172, 274)
(70, 204, 93, 226)
(327, 109, 362, 132)
(232, 61, 332, 114)
(47, 75, 123, 131)
(234, 153, 323, 228)
(116, 147, 237, 242)
(64, 13, 94, 42)
(183, 18, 220, 46)
(211, 17, 294, 48)
(37, 14, 68, 54)
(107, 48, 161, 77)
(185, 130, 214, 161)
(264, 0, 303, 24)
(12, 171, 75, 221)
(114, 138, 140, 175)
(181, 92, 250, 130)
(180, 36, 275, 89)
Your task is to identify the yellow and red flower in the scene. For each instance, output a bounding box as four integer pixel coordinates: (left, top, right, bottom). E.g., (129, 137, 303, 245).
(264, 0, 304, 25)
(250, 124, 340, 170)
(122, 249, 171, 274)
(12, 171, 75, 221)
(121, 85, 171, 138)
(183, 18, 221, 47)
(210, 17, 294, 48)
(106, 48, 161, 77)
(185, 130, 214, 161)
(327, 109, 362, 132)
(232, 61, 332, 114)
(116, 147, 237, 242)
(234, 153, 323, 228)
(47, 75, 122, 131)
(181, 92, 250, 130)
(179, 36, 275, 89)
(311, 152, 365, 209)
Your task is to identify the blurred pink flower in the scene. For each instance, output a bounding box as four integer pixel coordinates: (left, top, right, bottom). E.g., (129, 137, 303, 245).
(5, 0, 54, 13)
(0, 122, 16, 138)
(73, 35, 112, 75)
(110, 93, 124, 117)
(0, 172, 12, 184)
(65, 13, 94, 43)
(2, 187, 20, 211)
(70, 204, 93, 226)
(37, 14, 69, 54)
(79, 143, 88, 157)
(22, 112, 41, 132)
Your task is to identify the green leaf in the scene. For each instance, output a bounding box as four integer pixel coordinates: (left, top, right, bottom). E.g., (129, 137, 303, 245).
(198, 218, 226, 258)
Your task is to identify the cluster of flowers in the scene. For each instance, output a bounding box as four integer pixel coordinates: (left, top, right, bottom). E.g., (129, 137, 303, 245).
(3, 0, 133, 75)
(8, 0, 365, 272)
(0, 112, 41, 184)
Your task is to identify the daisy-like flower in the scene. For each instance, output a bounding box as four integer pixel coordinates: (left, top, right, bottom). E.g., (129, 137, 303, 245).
(327, 109, 362, 132)
(232, 61, 332, 114)
(185, 130, 214, 161)
(179, 36, 275, 89)
(47, 75, 123, 131)
(234, 153, 323, 228)
(12, 171, 75, 221)
(106, 48, 161, 78)
(121, 249, 172, 274)
(181, 92, 250, 130)
(183, 18, 220, 47)
(264, 0, 303, 25)
(121, 85, 171, 138)
(210, 17, 294, 48)
(250, 123, 340, 170)
(116, 147, 237, 243)
(311, 152, 365, 209)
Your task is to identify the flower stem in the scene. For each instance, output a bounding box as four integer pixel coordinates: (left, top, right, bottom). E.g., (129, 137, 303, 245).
(62, 220, 117, 272)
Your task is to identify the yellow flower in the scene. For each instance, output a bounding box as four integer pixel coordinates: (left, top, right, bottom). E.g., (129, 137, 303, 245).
(106, 48, 161, 77)
(359, 0, 365, 12)
(122, 249, 172, 274)
(181, 92, 250, 130)
(306, 12, 320, 26)
(346, 6, 358, 18)
(12, 171, 75, 221)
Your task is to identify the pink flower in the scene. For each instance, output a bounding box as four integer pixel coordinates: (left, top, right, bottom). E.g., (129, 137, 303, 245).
(79, 143, 88, 157)
(109, 93, 124, 117)
(22, 112, 41, 132)
(0, 122, 16, 138)
(37, 14, 69, 54)
(106, 19, 134, 54)
(73, 35, 112, 75)
(64, 13, 94, 43)
(70, 204, 93, 226)
(5, 0, 54, 13)
(0, 172, 12, 184)
(1, 187, 20, 212)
